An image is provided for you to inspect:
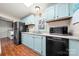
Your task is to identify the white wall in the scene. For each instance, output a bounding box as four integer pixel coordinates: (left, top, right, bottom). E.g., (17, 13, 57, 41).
(0, 20, 12, 38)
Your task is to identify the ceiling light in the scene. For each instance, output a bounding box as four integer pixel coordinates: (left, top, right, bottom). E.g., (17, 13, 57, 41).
(35, 6, 42, 16)
(35, 6, 40, 12)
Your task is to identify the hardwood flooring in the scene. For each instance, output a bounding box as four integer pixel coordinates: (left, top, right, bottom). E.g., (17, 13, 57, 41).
(0, 38, 39, 56)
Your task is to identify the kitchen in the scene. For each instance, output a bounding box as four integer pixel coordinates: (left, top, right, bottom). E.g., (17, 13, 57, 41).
(0, 3, 79, 56)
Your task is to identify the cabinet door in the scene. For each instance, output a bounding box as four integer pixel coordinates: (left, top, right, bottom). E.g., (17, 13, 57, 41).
(22, 34, 34, 49)
(34, 36, 42, 53)
(47, 6, 55, 20)
(69, 3, 79, 16)
(73, 3, 79, 12)
(41, 36, 46, 56)
(69, 40, 79, 56)
(55, 4, 69, 18)
(22, 17, 28, 25)
(43, 6, 55, 21)
(28, 35, 34, 49)
(27, 15, 35, 24)
(22, 34, 29, 47)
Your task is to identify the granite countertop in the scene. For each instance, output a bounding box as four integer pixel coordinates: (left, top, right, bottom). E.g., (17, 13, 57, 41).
(22, 32, 79, 40)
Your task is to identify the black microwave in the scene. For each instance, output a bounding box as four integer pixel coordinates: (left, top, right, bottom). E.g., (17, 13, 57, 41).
(50, 26, 68, 34)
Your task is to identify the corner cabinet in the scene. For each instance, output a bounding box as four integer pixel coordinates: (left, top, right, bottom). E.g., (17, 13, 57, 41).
(21, 33, 46, 55)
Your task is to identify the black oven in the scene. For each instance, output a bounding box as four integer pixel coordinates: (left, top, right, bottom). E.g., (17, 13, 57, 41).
(46, 26, 69, 56)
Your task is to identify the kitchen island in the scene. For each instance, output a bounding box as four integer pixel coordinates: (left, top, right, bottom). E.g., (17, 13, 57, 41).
(21, 32, 79, 56)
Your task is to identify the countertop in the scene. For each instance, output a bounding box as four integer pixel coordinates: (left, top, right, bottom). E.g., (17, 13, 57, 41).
(22, 32, 79, 40)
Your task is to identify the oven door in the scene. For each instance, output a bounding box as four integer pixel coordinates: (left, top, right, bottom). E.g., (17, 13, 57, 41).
(46, 37, 69, 56)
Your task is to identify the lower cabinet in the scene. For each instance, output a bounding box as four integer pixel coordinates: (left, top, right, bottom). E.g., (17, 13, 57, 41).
(22, 34, 46, 55)
(22, 34, 79, 56)
(22, 34, 34, 49)
(33, 35, 46, 55)
(27, 35, 34, 49)
(69, 40, 79, 56)
(34, 36, 42, 54)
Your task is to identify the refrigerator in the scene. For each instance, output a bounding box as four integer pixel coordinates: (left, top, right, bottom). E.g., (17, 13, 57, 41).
(13, 22, 26, 45)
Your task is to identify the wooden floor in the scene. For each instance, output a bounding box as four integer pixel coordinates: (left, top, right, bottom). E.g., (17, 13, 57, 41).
(0, 38, 39, 56)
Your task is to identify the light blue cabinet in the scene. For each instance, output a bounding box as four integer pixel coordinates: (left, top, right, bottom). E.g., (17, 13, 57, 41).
(55, 4, 69, 19)
(42, 5, 55, 21)
(27, 35, 34, 49)
(41, 36, 46, 56)
(69, 4, 74, 16)
(69, 40, 79, 56)
(69, 3, 79, 16)
(22, 34, 34, 49)
(42, 4, 70, 21)
(46, 6, 55, 21)
(22, 33, 46, 55)
(26, 15, 35, 24)
(34, 35, 42, 53)
(22, 34, 29, 47)
(73, 3, 79, 12)
(22, 15, 35, 25)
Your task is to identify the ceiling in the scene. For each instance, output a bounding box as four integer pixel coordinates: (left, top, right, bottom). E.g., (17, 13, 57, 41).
(0, 3, 56, 21)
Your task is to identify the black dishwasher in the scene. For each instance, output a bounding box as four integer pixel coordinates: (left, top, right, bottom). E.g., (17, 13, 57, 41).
(46, 36, 69, 56)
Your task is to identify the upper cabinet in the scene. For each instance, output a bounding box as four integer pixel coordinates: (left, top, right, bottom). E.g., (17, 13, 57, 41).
(22, 15, 35, 25)
(26, 15, 35, 25)
(42, 5, 55, 21)
(69, 3, 79, 16)
(43, 3, 70, 21)
(21, 3, 79, 24)
(55, 4, 69, 19)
